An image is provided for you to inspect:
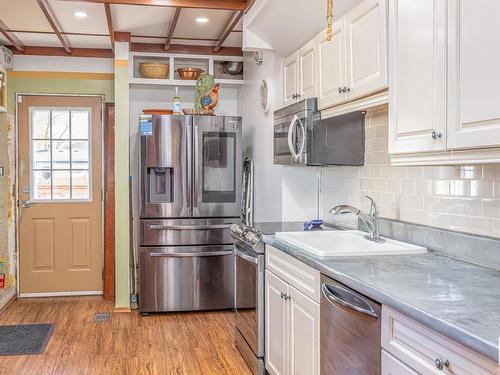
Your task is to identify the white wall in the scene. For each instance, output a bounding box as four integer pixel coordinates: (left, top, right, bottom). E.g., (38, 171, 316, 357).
(238, 51, 283, 222)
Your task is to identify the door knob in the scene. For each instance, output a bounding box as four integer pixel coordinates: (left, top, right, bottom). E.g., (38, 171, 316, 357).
(22, 200, 33, 208)
(431, 130, 442, 140)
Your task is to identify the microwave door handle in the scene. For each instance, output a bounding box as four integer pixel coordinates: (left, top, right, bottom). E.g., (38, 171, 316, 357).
(287, 115, 300, 159)
(296, 116, 306, 156)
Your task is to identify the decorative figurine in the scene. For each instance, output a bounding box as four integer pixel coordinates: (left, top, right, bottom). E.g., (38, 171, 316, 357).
(194, 73, 219, 114)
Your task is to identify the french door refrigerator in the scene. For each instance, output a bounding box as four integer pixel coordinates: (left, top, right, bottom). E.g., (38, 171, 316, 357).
(139, 115, 242, 313)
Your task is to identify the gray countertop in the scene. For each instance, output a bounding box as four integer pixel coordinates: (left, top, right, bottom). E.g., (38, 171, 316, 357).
(262, 233, 500, 363)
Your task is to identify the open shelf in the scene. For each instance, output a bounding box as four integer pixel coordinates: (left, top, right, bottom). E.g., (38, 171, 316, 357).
(129, 52, 244, 88)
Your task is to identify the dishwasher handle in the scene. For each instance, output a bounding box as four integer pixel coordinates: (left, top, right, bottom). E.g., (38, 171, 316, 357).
(149, 223, 232, 231)
(321, 283, 379, 319)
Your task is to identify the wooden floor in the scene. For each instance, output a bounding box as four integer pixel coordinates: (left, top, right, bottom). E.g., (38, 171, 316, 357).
(0, 297, 252, 375)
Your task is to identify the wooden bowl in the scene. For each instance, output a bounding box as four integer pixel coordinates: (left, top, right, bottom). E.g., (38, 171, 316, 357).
(177, 68, 203, 80)
(139, 62, 169, 79)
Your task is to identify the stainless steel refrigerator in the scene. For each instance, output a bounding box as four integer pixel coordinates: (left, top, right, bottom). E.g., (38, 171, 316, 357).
(138, 115, 242, 313)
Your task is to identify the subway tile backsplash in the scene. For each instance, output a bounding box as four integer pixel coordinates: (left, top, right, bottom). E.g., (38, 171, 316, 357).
(321, 107, 500, 239)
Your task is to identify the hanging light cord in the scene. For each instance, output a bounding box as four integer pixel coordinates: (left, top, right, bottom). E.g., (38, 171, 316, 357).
(326, 0, 333, 41)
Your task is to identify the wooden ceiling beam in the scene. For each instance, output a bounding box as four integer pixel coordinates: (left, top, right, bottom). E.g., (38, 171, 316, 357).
(213, 10, 242, 53)
(104, 3, 115, 53)
(164, 7, 181, 51)
(59, 0, 246, 11)
(0, 18, 25, 52)
(36, 0, 72, 54)
(132, 42, 242, 56)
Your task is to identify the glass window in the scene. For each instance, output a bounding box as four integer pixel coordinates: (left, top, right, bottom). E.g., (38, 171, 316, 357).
(30, 108, 91, 201)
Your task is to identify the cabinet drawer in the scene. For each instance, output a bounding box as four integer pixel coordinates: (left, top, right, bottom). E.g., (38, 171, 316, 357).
(382, 306, 499, 375)
(382, 349, 418, 375)
(265, 245, 320, 303)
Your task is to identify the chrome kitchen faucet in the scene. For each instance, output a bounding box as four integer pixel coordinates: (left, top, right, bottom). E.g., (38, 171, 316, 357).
(329, 196, 384, 243)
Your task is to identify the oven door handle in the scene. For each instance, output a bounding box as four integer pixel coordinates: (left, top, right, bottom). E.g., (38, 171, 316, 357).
(234, 248, 258, 264)
(287, 115, 305, 160)
(149, 250, 233, 257)
(149, 224, 232, 230)
(321, 283, 378, 318)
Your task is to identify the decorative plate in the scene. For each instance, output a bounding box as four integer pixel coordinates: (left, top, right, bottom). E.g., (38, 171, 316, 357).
(260, 80, 269, 113)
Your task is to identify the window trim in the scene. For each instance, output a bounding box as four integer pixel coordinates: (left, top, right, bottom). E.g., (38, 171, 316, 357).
(29, 106, 93, 202)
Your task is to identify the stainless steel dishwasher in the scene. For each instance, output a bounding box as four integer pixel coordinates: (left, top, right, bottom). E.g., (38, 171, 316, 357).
(320, 274, 381, 375)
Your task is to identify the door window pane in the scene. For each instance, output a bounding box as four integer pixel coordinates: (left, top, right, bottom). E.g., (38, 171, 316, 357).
(71, 141, 89, 169)
(202, 132, 236, 203)
(72, 170, 90, 199)
(32, 110, 50, 139)
(52, 171, 71, 199)
(71, 110, 89, 139)
(32, 140, 51, 169)
(52, 141, 70, 169)
(30, 107, 91, 200)
(33, 171, 51, 200)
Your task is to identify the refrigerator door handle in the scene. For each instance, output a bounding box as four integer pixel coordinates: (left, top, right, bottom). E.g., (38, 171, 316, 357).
(149, 250, 233, 257)
(186, 120, 193, 216)
(193, 124, 199, 211)
(149, 223, 232, 230)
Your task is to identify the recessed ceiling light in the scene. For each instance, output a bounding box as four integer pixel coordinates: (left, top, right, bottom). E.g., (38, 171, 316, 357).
(196, 17, 209, 23)
(74, 11, 88, 18)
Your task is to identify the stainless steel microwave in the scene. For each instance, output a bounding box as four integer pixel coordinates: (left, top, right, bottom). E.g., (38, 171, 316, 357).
(273, 98, 365, 166)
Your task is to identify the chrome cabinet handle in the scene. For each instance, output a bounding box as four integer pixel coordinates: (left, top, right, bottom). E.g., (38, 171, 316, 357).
(280, 292, 291, 301)
(434, 357, 450, 370)
(431, 130, 443, 140)
(338, 87, 343, 94)
(344, 86, 350, 93)
(280, 292, 285, 299)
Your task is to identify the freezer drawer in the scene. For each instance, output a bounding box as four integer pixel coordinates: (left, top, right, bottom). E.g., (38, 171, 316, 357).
(140, 218, 236, 246)
(139, 245, 234, 312)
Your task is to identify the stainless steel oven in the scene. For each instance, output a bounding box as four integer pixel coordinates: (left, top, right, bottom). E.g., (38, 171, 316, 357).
(273, 99, 366, 166)
(234, 242, 265, 375)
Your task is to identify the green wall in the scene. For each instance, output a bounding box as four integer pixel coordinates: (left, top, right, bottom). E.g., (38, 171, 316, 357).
(7, 74, 114, 113)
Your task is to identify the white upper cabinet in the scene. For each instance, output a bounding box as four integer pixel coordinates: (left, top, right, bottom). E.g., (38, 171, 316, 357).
(317, 22, 347, 109)
(298, 39, 318, 100)
(447, 0, 500, 150)
(345, 0, 388, 101)
(283, 53, 299, 106)
(388, 0, 447, 154)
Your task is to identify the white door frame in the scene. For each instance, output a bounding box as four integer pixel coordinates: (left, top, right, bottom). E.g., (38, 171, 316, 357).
(15, 93, 106, 298)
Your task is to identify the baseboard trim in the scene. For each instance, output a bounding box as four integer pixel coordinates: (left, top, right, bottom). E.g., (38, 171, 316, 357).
(0, 287, 16, 311)
(114, 307, 131, 313)
(19, 291, 103, 298)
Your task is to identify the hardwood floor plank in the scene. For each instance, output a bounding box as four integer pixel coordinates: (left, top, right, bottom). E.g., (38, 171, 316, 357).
(0, 297, 251, 375)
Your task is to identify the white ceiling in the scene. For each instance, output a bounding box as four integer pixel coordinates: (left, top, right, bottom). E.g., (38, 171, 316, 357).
(0, 0, 243, 52)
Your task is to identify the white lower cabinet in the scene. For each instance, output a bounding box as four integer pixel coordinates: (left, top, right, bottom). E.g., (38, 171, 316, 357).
(382, 350, 418, 375)
(265, 250, 320, 375)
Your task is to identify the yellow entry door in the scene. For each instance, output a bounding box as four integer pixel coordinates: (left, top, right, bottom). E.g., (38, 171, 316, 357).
(18, 95, 103, 295)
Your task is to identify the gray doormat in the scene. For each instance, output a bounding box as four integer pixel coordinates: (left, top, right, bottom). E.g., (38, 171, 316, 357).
(0, 324, 54, 356)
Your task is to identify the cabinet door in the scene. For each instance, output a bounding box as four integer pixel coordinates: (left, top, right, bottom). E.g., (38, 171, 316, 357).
(289, 286, 320, 375)
(265, 270, 288, 375)
(298, 39, 317, 100)
(317, 21, 347, 110)
(382, 350, 418, 375)
(345, 0, 387, 101)
(447, 0, 500, 149)
(388, 0, 447, 154)
(283, 52, 299, 106)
